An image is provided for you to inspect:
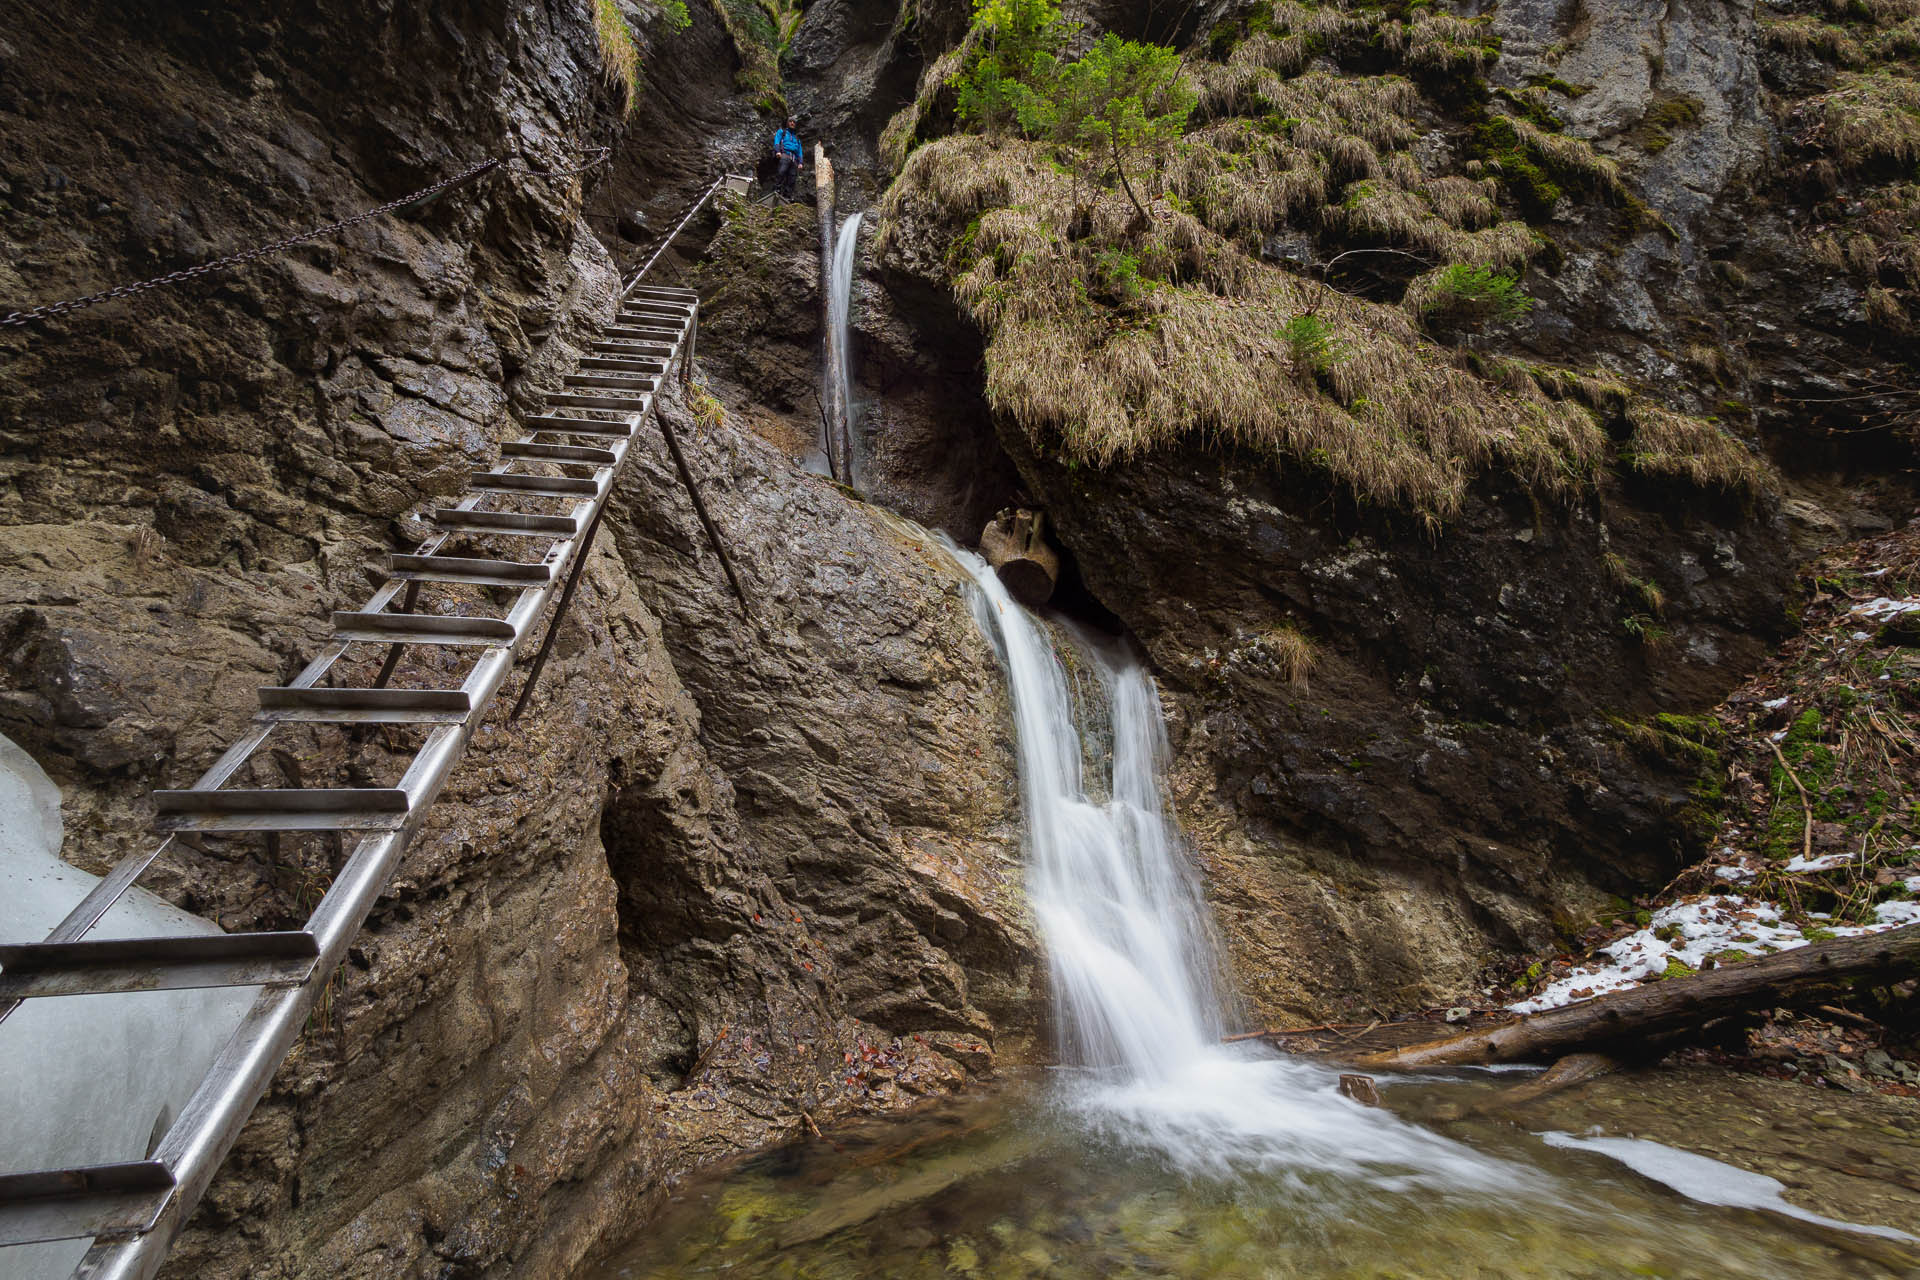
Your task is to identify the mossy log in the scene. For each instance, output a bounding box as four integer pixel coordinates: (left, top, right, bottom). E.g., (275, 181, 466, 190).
(980, 507, 1059, 607)
(1358, 924, 1920, 1069)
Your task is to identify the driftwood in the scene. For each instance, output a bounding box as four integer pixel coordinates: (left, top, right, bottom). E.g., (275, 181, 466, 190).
(1358, 923, 1920, 1069)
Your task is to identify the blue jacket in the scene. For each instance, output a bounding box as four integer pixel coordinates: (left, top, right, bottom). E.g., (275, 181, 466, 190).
(773, 128, 803, 163)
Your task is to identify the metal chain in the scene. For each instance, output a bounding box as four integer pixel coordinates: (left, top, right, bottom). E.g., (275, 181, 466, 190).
(1, 145, 613, 330)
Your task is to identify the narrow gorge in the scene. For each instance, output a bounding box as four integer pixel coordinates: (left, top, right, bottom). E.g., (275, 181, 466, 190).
(1, 0, 1916, 1275)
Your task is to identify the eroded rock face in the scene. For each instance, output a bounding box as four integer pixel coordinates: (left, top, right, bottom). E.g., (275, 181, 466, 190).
(1476, 0, 1773, 381)
(0, 3, 1039, 1277)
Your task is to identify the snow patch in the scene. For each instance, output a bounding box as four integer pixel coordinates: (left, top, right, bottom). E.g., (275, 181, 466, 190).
(1512, 884, 1920, 1014)
(0, 734, 257, 1277)
(1852, 596, 1920, 621)
(1783, 852, 1855, 873)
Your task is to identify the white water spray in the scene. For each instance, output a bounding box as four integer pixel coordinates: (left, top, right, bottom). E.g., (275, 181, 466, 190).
(821, 210, 864, 483)
(953, 549, 1525, 1192)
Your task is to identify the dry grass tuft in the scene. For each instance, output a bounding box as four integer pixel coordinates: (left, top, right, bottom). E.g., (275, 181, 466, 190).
(1622, 404, 1772, 495)
(875, 2, 1777, 519)
(880, 32, 981, 173)
(1812, 71, 1920, 172)
(886, 137, 1644, 520)
(593, 0, 641, 106)
(1406, 12, 1500, 78)
(1763, 15, 1865, 63)
(1824, 0, 1920, 22)
(1259, 624, 1318, 688)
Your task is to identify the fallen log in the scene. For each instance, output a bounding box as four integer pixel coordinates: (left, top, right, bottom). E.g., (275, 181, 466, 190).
(980, 507, 1059, 607)
(1358, 923, 1920, 1069)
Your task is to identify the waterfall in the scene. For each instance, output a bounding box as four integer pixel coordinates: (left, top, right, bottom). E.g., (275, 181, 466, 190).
(960, 567, 1223, 1080)
(952, 548, 1527, 1193)
(823, 211, 863, 485)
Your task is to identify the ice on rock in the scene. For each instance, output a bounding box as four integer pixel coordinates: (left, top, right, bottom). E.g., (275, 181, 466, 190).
(0, 733, 257, 1275)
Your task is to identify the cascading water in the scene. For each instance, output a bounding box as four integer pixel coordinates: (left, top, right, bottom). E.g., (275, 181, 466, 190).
(818, 210, 864, 484)
(953, 547, 1521, 1191)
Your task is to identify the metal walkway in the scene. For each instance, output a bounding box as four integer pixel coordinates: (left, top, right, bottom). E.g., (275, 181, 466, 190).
(0, 175, 746, 1280)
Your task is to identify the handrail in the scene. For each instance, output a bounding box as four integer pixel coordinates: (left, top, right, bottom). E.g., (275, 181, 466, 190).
(620, 173, 749, 299)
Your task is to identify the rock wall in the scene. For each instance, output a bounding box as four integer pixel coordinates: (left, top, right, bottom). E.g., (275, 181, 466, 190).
(0, 2, 1039, 1277)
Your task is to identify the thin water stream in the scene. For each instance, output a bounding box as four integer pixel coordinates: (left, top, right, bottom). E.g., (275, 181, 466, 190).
(811, 210, 864, 483)
(587, 555, 1919, 1279)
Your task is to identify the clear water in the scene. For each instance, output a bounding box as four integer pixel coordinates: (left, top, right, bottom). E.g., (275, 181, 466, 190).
(586, 556, 1919, 1278)
(589, 1074, 1916, 1278)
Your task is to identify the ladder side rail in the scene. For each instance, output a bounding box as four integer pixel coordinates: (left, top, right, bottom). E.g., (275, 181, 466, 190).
(620, 176, 730, 299)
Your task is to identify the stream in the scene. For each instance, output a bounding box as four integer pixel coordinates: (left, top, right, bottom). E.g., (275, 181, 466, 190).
(586, 553, 1920, 1279)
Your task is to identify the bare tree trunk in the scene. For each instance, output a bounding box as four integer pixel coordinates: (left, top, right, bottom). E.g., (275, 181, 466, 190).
(1358, 923, 1920, 1069)
(1109, 127, 1148, 224)
(814, 146, 848, 485)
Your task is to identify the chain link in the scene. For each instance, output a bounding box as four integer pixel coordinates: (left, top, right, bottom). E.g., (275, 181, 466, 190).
(2, 145, 614, 330)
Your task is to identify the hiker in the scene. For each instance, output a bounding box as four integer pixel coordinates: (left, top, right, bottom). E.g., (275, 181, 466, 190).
(772, 117, 804, 200)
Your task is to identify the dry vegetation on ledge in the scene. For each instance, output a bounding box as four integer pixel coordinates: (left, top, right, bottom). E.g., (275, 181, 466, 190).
(876, 0, 1772, 525)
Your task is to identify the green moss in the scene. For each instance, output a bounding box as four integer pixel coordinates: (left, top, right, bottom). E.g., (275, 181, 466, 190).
(1471, 117, 1562, 216)
(1526, 73, 1590, 98)
(1659, 957, 1695, 980)
(1628, 94, 1704, 154)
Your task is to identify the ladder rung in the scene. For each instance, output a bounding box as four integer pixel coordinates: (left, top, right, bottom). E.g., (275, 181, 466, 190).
(521, 415, 634, 437)
(469, 470, 601, 495)
(389, 551, 557, 587)
(431, 508, 583, 537)
(0, 1161, 173, 1247)
(601, 325, 679, 341)
(629, 284, 697, 298)
(623, 300, 693, 315)
(590, 338, 674, 353)
(0, 932, 319, 1001)
(153, 787, 411, 833)
(332, 610, 519, 645)
(501, 441, 618, 464)
(580, 356, 669, 373)
(256, 686, 472, 724)
(544, 392, 653, 411)
(564, 374, 658, 391)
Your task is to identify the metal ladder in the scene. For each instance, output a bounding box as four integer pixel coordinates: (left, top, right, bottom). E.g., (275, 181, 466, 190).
(0, 175, 746, 1280)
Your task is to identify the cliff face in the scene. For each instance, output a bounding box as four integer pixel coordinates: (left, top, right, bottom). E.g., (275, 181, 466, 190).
(0, 3, 1035, 1277)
